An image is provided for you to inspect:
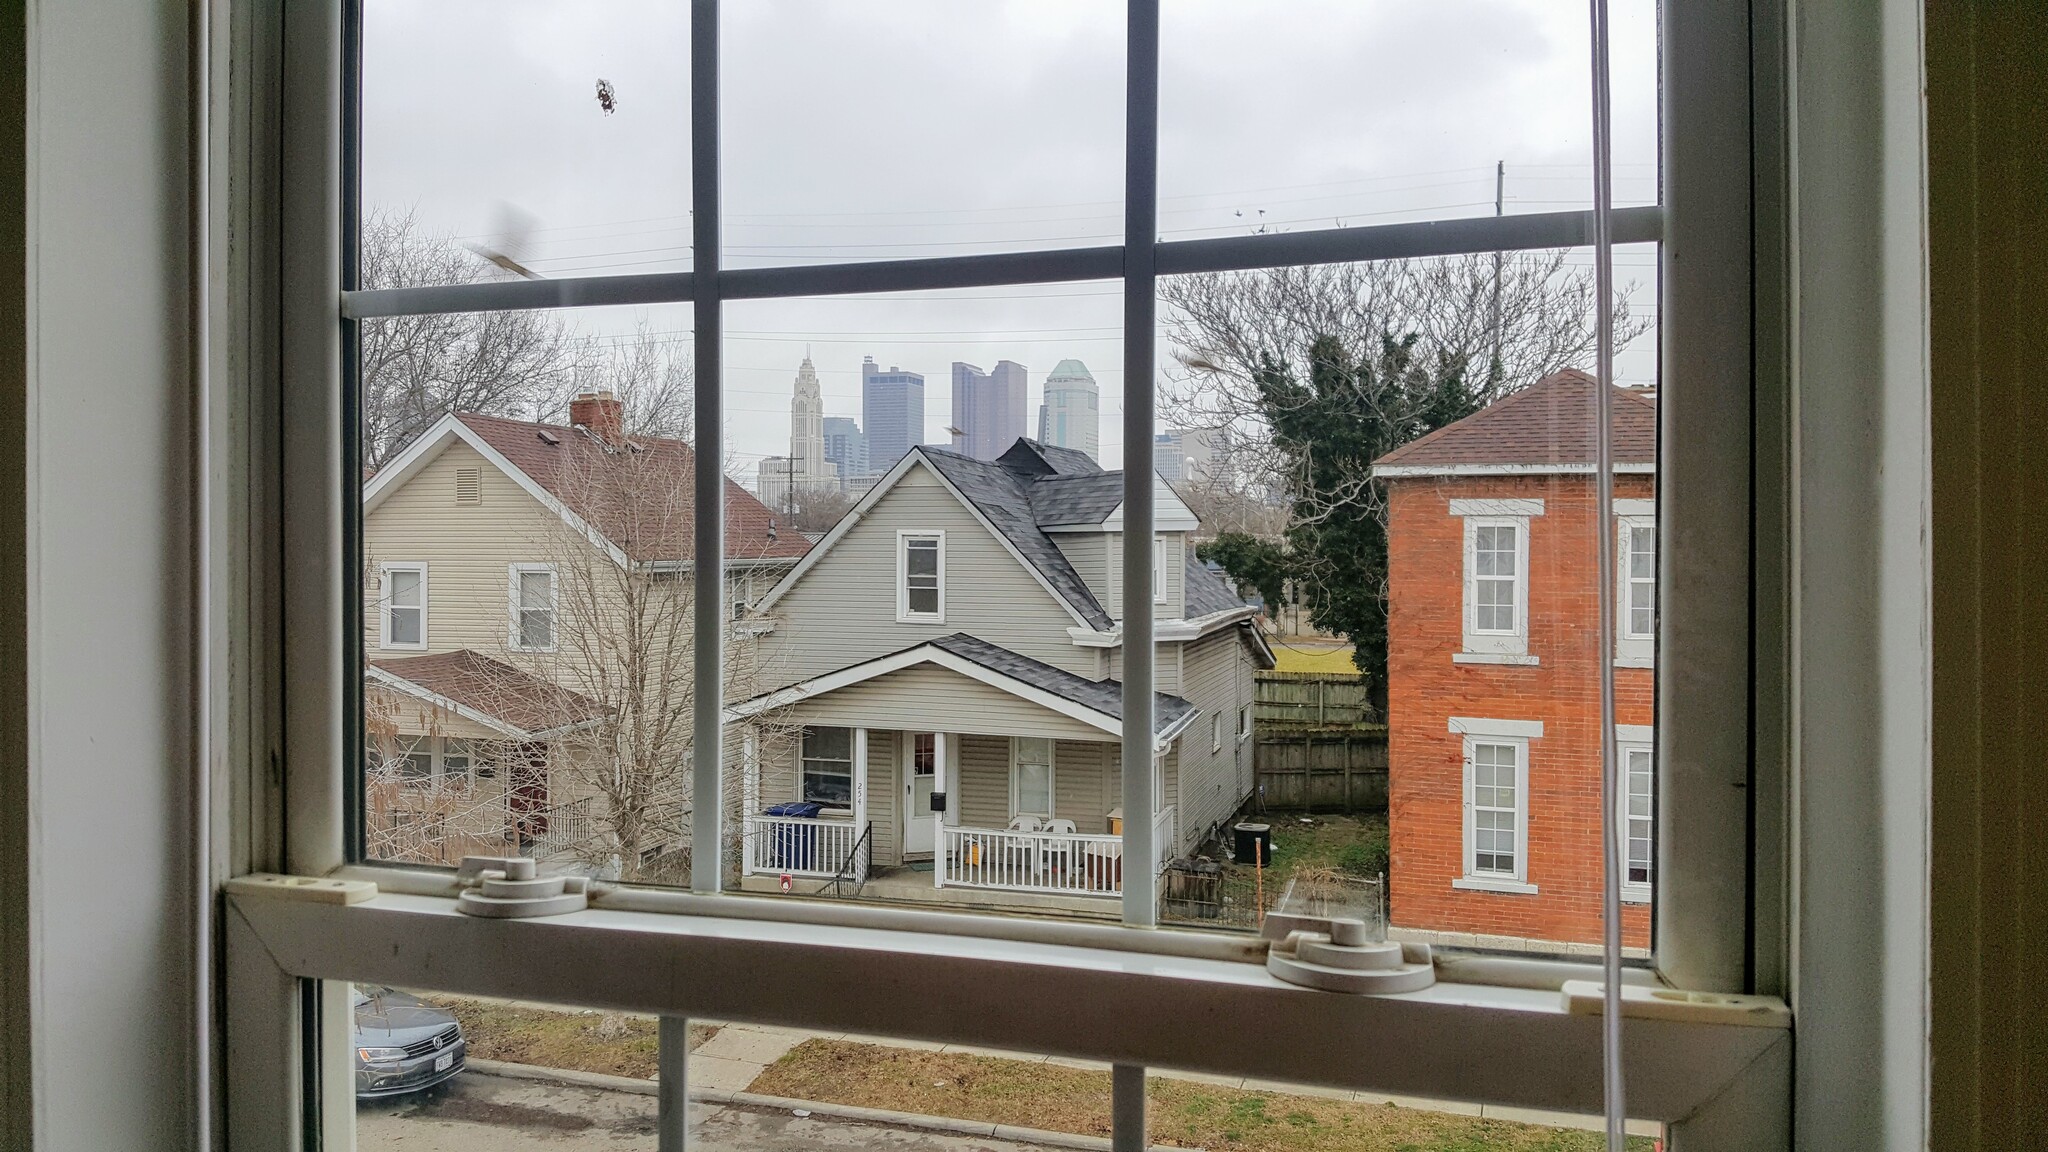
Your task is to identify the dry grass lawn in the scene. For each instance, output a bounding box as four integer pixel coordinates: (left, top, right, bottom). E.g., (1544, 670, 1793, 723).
(421, 995, 716, 1081)
(1267, 644, 1359, 674)
(750, 1039, 1655, 1152)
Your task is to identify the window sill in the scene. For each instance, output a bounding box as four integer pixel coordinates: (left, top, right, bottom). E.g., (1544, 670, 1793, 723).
(238, 877, 1785, 1125)
(1622, 888, 1653, 905)
(1612, 654, 1654, 669)
(897, 614, 945, 625)
(1452, 652, 1540, 666)
(1452, 876, 1541, 895)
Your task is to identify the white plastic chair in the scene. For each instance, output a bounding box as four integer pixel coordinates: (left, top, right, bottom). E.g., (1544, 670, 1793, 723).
(1006, 815, 1044, 834)
(1038, 819, 1079, 880)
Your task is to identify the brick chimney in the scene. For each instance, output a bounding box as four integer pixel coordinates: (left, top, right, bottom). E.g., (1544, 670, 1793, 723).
(569, 390, 624, 445)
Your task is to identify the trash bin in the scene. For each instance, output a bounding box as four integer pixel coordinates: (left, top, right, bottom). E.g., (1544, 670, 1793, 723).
(1233, 822, 1273, 867)
(765, 801, 825, 869)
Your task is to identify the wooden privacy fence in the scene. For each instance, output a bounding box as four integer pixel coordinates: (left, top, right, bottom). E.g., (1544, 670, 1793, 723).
(1254, 670, 1378, 729)
(1254, 730, 1389, 812)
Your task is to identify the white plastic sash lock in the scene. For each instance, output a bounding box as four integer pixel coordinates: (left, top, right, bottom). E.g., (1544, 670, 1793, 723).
(1261, 912, 1436, 994)
(454, 856, 589, 918)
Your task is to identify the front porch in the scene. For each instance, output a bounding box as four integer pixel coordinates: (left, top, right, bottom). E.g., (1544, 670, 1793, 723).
(736, 801, 1179, 914)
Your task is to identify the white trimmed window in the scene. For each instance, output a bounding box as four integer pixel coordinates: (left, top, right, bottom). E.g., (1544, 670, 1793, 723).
(1154, 536, 1168, 603)
(509, 563, 557, 651)
(800, 726, 854, 808)
(1238, 703, 1252, 742)
(897, 531, 945, 622)
(1617, 507, 1656, 666)
(1450, 716, 1540, 893)
(1211, 711, 1223, 752)
(379, 562, 426, 649)
(1618, 727, 1655, 903)
(1012, 736, 1054, 819)
(1449, 500, 1540, 663)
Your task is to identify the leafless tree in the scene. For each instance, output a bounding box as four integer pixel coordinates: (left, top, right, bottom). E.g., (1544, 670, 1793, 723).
(1157, 250, 1651, 512)
(496, 426, 789, 883)
(359, 209, 596, 468)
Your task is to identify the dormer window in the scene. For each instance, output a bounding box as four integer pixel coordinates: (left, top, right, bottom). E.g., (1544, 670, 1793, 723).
(897, 531, 944, 623)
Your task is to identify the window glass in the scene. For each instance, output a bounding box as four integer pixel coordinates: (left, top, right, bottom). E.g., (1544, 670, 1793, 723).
(722, 1, 1123, 268)
(902, 535, 941, 616)
(384, 567, 424, 646)
(1627, 522, 1656, 637)
(1473, 524, 1520, 632)
(1470, 741, 1520, 876)
(801, 726, 855, 807)
(359, 0, 691, 288)
(515, 568, 555, 649)
(1013, 737, 1053, 818)
(1625, 746, 1654, 887)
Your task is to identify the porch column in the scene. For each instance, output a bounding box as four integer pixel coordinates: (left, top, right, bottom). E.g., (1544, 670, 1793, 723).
(739, 727, 759, 877)
(932, 731, 949, 889)
(852, 728, 868, 840)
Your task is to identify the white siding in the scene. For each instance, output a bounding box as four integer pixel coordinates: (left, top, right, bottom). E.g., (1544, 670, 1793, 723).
(957, 734, 1012, 829)
(1051, 532, 1111, 613)
(1110, 641, 1183, 696)
(761, 462, 1091, 686)
(773, 665, 1110, 742)
(1102, 531, 1185, 622)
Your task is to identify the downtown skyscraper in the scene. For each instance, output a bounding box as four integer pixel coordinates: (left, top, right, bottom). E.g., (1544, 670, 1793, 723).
(1035, 359, 1100, 461)
(860, 356, 925, 474)
(949, 359, 1028, 460)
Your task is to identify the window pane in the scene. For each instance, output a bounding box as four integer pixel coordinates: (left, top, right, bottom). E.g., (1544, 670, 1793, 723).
(360, 0, 691, 288)
(360, 303, 710, 884)
(722, 1, 1122, 268)
(803, 726, 852, 762)
(1160, 0, 1659, 229)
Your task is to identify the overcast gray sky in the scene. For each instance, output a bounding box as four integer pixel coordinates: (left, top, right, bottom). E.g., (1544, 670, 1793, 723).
(363, 0, 1660, 474)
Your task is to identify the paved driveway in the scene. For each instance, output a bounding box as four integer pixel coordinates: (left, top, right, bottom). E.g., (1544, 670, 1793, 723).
(358, 1071, 1079, 1152)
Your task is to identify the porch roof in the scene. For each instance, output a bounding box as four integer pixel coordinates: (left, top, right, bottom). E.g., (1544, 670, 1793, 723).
(368, 650, 603, 740)
(725, 632, 1197, 744)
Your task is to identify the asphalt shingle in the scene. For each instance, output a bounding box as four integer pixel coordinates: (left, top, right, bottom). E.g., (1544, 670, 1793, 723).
(1371, 370, 1656, 472)
(926, 633, 1194, 736)
(919, 447, 1115, 629)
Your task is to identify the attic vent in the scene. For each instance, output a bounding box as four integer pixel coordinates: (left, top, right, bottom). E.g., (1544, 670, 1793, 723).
(537, 429, 560, 446)
(454, 466, 482, 504)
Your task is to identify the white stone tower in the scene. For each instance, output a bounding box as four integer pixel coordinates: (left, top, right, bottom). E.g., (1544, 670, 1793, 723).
(789, 353, 827, 483)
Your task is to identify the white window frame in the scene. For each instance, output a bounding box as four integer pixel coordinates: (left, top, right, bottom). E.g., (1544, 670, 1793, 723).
(1618, 725, 1654, 904)
(1010, 736, 1055, 820)
(1449, 716, 1540, 894)
(1238, 702, 1252, 743)
(896, 529, 945, 623)
(378, 562, 427, 650)
(507, 562, 558, 652)
(1153, 535, 1167, 603)
(800, 725, 856, 809)
(1450, 501, 1539, 663)
(1210, 710, 1223, 753)
(1616, 501, 1655, 667)
(224, 3, 1813, 1148)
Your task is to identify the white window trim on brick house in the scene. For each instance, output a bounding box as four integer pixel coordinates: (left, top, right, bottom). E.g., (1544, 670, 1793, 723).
(1449, 715, 1541, 895)
(896, 529, 945, 624)
(378, 562, 428, 651)
(1615, 499, 1655, 667)
(1617, 723, 1654, 904)
(1450, 499, 1541, 665)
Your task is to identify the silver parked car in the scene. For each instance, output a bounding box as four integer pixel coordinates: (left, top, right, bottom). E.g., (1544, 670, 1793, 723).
(352, 985, 466, 1099)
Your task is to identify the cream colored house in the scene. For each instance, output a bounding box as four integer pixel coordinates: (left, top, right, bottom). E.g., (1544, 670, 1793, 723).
(361, 393, 811, 872)
(731, 438, 1272, 915)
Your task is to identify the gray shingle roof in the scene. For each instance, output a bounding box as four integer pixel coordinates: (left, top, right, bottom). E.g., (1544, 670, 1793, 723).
(1184, 553, 1250, 618)
(927, 634, 1194, 736)
(919, 447, 1114, 629)
(1028, 473, 1125, 527)
(996, 438, 1104, 478)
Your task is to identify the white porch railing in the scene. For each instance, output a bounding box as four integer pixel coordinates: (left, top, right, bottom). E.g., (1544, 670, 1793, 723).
(1152, 804, 1179, 876)
(940, 806, 1178, 898)
(744, 814, 867, 882)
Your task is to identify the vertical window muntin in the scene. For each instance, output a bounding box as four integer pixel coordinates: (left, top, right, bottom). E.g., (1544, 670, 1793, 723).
(509, 563, 557, 652)
(1012, 736, 1054, 819)
(897, 530, 945, 623)
(380, 562, 426, 650)
(800, 725, 854, 808)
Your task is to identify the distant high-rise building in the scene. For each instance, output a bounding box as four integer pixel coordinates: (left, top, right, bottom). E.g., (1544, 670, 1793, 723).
(1154, 427, 1218, 484)
(950, 359, 1028, 460)
(1035, 359, 1100, 461)
(861, 357, 925, 474)
(788, 355, 827, 482)
(822, 416, 865, 489)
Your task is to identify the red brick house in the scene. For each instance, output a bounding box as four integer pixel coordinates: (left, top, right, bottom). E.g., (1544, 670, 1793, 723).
(1373, 370, 1655, 955)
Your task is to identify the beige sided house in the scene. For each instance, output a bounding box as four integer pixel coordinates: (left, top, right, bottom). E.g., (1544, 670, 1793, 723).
(361, 392, 811, 871)
(730, 438, 1272, 916)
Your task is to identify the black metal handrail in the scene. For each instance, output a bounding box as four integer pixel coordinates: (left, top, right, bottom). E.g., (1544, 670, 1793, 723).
(815, 821, 872, 898)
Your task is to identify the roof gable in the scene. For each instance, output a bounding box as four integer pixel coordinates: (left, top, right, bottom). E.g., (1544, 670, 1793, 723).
(1371, 370, 1657, 475)
(364, 412, 810, 567)
(369, 650, 603, 739)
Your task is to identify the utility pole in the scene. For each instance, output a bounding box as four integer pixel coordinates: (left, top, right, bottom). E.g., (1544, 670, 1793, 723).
(1489, 160, 1505, 394)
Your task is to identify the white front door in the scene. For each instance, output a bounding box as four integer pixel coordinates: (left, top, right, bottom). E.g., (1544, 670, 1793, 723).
(904, 732, 937, 856)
